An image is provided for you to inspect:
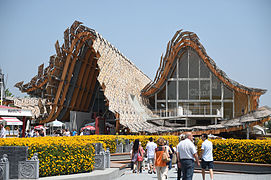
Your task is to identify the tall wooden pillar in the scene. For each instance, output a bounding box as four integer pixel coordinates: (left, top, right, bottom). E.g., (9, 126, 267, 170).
(115, 113, 120, 134)
(246, 126, 250, 139)
(22, 116, 26, 138)
(95, 116, 99, 135)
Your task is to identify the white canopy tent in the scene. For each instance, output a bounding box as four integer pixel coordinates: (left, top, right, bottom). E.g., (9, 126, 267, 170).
(45, 120, 65, 135)
(46, 120, 65, 127)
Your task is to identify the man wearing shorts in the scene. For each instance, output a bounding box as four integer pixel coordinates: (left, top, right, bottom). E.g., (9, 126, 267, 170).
(146, 137, 157, 174)
(200, 133, 214, 180)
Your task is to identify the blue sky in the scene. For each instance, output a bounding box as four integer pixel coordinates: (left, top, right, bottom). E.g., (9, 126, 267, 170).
(0, 0, 270, 107)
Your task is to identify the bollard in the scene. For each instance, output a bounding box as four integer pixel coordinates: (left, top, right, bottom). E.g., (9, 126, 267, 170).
(0, 154, 9, 180)
(105, 148, 110, 168)
(18, 153, 39, 179)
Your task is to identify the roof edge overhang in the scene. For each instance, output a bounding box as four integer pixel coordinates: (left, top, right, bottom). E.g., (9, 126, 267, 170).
(141, 30, 267, 98)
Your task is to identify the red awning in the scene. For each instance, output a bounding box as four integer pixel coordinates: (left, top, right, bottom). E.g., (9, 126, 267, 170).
(0, 105, 18, 109)
(81, 125, 95, 130)
(0, 117, 23, 126)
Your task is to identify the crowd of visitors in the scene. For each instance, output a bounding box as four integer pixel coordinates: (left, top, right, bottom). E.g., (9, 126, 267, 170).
(0, 124, 97, 138)
(24, 128, 79, 137)
(131, 133, 214, 180)
(1, 120, 214, 180)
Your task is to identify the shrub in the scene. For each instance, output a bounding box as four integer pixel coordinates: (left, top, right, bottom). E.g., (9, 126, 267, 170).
(0, 135, 270, 178)
(197, 139, 271, 164)
(0, 136, 95, 177)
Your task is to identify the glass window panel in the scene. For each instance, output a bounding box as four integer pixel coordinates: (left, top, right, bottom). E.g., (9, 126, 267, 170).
(200, 80, 210, 100)
(212, 102, 222, 115)
(179, 80, 188, 100)
(178, 102, 192, 115)
(212, 74, 221, 100)
(171, 65, 177, 78)
(178, 51, 188, 78)
(224, 102, 233, 119)
(189, 103, 199, 115)
(224, 85, 233, 100)
(189, 80, 199, 100)
(157, 102, 166, 109)
(149, 96, 155, 110)
(157, 102, 166, 117)
(200, 60, 210, 78)
(168, 81, 176, 100)
(199, 102, 211, 115)
(189, 51, 199, 78)
(168, 102, 177, 116)
(157, 84, 166, 100)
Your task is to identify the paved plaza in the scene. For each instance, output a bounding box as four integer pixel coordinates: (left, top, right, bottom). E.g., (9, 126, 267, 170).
(116, 168, 271, 180)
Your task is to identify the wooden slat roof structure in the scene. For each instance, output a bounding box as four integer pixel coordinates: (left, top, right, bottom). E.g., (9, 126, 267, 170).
(14, 21, 169, 133)
(141, 30, 267, 97)
(14, 21, 270, 134)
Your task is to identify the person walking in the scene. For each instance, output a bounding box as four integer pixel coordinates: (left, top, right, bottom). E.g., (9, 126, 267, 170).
(177, 132, 200, 180)
(164, 140, 172, 178)
(146, 137, 157, 174)
(63, 129, 70, 136)
(167, 143, 174, 170)
(131, 139, 144, 173)
(138, 142, 145, 173)
(39, 129, 45, 137)
(176, 134, 186, 180)
(200, 133, 214, 180)
(25, 130, 31, 138)
(72, 129, 77, 136)
(0, 124, 6, 138)
(154, 137, 169, 180)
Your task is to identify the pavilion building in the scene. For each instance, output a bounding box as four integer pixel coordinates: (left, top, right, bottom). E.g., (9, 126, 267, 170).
(15, 21, 271, 137)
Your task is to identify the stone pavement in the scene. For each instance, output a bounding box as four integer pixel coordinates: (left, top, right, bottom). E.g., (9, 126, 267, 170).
(116, 168, 271, 180)
(38, 168, 121, 180)
(15, 167, 271, 180)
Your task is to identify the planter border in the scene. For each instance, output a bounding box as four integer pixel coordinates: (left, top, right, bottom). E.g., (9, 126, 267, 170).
(195, 160, 271, 174)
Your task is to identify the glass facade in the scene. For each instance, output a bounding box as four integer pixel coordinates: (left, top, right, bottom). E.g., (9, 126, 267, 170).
(153, 48, 234, 119)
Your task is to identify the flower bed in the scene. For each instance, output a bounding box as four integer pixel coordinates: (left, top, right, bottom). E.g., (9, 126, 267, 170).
(197, 139, 271, 164)
(0, 135, 270, 177)
(0, 136, 96, 177)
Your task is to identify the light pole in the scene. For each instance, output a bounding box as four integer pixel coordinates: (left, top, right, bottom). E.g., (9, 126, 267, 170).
(0, 68, 4, 106)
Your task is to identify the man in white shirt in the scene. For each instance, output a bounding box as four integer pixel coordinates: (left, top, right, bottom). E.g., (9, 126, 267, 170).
(145, 137, 157, 174)
(176, 134, 186, 180)
(177, 132, 200, 180)
(0, 124, 6, 138)
(200, 133, 214, 180)
(63, 129, 71, 136)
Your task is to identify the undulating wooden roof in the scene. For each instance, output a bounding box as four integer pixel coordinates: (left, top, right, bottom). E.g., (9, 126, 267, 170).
(141, 30, 267, 97)
(14, 22, 270, 134)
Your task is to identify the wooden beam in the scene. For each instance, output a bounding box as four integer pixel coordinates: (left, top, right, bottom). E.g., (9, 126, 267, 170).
(75, 53, 96, 110)
(40, 32, 96, 123)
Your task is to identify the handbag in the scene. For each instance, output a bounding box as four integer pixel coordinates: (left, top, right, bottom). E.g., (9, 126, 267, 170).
(137, 154, 143, 161)
(172, 153, 177, 164)
(137, 148, 143, 161)
(162, 147, 171, 163)
(132, 152, 138, 162)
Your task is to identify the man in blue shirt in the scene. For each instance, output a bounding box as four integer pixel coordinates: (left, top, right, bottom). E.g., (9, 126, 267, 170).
(72, 129, 77, 136)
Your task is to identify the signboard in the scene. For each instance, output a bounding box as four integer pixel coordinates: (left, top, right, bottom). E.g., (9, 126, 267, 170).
(0, 108, 32, 117)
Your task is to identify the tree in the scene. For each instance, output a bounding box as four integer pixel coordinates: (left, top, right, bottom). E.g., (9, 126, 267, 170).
(265, 121, 271, 133)
(5, 88, 14, 97)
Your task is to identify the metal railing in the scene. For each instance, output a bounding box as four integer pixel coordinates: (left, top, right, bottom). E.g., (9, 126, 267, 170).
(153, 105, 223, 118)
